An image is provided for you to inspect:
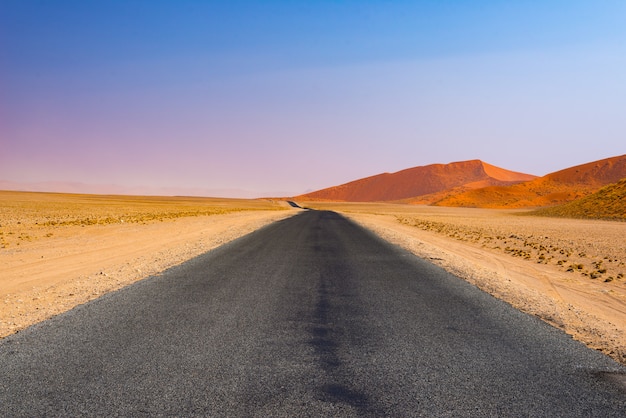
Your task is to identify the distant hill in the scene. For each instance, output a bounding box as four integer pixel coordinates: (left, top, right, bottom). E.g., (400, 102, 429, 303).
(433, 154, 626, 208)
(529, 178, 626, 221)
(295, 160, 536, 202)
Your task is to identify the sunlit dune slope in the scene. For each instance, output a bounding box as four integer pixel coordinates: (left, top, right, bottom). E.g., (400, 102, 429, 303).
(530, 178, 626, 220)
(433, 154, 626, 208)
(296, 160, 536, 202)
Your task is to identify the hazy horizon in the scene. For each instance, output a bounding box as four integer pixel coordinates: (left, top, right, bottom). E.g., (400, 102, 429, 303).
(2, 1, 625, 197)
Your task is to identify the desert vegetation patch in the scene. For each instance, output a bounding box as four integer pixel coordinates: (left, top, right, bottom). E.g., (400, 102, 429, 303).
(530, 178, 626, 221)
(395, 215, 625, 283)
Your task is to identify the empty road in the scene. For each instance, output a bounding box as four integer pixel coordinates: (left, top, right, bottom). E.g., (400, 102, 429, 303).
(1, 210, 625, 416)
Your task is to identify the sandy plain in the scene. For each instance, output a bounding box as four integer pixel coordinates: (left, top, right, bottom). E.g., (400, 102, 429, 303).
(304, 202, 626, 365)
(2, 192, 626, 366)
(0, 191, 294, 338)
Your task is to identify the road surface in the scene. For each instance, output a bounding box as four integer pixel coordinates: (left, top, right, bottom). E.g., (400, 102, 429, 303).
(1, 210, 625, 416)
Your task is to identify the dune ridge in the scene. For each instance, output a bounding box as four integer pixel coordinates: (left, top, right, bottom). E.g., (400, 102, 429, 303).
(297, 160, 536, 202)
(435, 154, 626, 208)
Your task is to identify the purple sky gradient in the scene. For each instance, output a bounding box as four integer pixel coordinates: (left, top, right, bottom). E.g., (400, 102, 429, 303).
(2, 1, 625, 197)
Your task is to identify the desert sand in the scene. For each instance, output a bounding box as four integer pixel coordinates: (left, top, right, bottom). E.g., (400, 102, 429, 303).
(305, 202, 626, 364)
(2, 192, 626, 365)
(434, 154, 626, 208)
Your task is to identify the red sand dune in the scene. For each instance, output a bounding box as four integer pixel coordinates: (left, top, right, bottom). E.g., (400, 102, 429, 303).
(434, 154, 626, 208)
(296, 160, 536, 202)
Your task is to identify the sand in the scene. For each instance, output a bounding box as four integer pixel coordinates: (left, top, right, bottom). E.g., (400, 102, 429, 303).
(2, 193, 626, 365)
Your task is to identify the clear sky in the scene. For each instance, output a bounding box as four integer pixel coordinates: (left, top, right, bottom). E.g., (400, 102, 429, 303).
(2, 1, 625, 197)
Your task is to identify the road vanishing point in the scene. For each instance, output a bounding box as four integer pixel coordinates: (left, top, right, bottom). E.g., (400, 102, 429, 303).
(1, 210, 625, 416)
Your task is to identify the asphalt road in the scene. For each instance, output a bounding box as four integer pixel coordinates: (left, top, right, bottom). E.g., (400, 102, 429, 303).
(1, 210, 625, 416)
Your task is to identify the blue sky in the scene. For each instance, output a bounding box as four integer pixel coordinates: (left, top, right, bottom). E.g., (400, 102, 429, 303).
(2, 1, 625, 196)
